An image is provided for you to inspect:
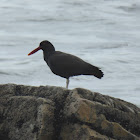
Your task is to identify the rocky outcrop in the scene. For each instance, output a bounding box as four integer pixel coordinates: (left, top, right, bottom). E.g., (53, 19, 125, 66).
(0, 84, 140, 140)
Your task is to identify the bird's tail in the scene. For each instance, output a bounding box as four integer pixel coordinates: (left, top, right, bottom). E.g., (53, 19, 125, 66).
(93, 66, 104, 79)
(84, 65, 104, 79)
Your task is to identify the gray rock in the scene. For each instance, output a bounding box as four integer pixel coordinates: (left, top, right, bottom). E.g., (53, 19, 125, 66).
(0, 84, 140, 140)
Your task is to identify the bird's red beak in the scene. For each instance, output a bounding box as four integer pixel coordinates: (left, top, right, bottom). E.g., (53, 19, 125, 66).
(28, 46, 41, 56)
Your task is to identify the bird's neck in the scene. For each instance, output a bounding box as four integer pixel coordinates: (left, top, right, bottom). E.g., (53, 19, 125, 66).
(43, 51, 54, 62)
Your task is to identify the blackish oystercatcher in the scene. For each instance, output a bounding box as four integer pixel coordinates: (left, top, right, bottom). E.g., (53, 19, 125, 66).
(28, 40, 104, 88)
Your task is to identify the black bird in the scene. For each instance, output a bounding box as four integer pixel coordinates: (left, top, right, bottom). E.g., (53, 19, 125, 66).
(28, 40, 104, 88)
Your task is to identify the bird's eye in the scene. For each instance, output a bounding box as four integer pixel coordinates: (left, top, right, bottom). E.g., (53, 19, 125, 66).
(40, 41, 48, 47)
(40, 42, 44, 46)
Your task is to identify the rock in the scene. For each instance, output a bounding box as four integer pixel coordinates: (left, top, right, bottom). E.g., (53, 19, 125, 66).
(0, 84, 140, 140)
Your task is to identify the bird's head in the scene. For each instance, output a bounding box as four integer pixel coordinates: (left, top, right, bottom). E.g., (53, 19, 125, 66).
(28, 40, 55, 56)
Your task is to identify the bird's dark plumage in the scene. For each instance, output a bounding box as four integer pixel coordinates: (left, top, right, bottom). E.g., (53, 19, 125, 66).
(28, 40, 104, 88)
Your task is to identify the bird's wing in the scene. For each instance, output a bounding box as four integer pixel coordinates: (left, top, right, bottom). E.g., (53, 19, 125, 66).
(48, 51, 89, 78)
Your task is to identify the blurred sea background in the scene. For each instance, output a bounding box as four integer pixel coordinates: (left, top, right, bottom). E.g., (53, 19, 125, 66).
(0, 0, 140, 106)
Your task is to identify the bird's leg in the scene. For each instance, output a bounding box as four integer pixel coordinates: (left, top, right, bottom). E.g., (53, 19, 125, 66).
(66, 78, 69, 89)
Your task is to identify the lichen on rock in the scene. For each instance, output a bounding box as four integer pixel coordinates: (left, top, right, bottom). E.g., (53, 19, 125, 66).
(0, 84, 140, 140)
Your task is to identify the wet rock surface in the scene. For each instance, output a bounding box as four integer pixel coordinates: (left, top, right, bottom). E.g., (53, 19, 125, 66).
(0, 84, 140, 140)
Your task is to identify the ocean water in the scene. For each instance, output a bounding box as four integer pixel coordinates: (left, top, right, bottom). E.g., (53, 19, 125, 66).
(0, 0, 140, 106)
